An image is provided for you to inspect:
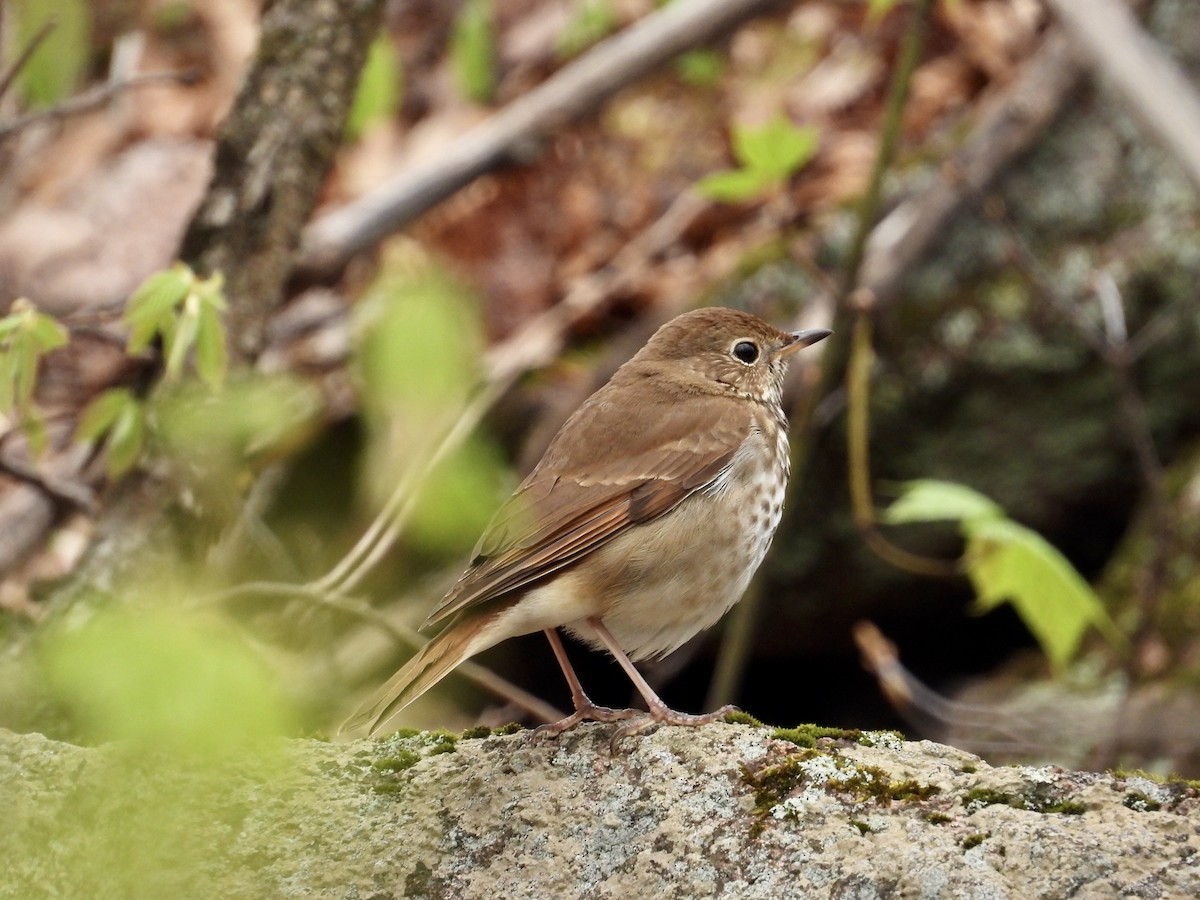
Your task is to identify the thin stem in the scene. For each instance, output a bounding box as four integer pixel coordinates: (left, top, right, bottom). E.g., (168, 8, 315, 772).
(838, 0, 935, 302)
(314, 379, 506, 596)
(847, 313, 959, 577)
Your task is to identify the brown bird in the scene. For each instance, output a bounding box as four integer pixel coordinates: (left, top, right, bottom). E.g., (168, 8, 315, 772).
(347, 307, 830, 740)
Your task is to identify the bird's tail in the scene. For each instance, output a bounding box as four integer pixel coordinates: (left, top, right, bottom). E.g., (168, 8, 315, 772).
(341, 615, 493, 737)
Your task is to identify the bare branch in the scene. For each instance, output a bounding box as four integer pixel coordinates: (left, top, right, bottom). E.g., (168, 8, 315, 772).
(0, 70, 199, 142)
(1044, 0, 1200, 193)
(859, 28, 1086, 304)
(297, 0, 786, 280)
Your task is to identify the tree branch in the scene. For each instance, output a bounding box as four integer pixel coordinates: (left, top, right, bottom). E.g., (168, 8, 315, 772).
(297, 0, 786, 281)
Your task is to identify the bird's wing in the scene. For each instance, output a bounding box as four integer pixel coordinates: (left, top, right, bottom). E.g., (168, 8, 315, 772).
(424, 388, 752, 628)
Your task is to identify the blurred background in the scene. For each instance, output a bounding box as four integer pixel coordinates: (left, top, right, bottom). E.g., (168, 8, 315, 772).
(1, 0, 1199, 778)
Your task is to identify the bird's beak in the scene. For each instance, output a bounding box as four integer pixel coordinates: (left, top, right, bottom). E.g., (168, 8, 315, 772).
(780, 327, 832, 357)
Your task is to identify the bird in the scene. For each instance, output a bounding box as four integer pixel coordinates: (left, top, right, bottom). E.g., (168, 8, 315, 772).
(346, 306, 830, 741)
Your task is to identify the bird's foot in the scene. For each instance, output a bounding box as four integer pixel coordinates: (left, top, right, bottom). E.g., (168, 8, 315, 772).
(532, 702, 642, 740)
(608, 703, 741, 750)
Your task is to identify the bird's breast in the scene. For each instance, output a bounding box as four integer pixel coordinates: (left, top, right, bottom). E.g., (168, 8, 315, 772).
(567, 419, 791, 661)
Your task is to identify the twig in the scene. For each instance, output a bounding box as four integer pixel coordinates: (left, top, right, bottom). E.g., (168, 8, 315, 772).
(835, 0, 958, 578)
(991, 203, 1174, 669)
(214, 582, 563, 724)
(1091, 275, 1172, 664)
(485, 190, 709, 384)
(0, 452, 96, 514)
(0, 70, 200, 141)
(836, 0, 935, 307)
(1044, 0, 1200, 193)
(297, 0, 785, 280)
(853, 620, 1049, 754)
(857, 28, 1085, 305)
(319, 190, 710, 598)
(846, 314, 958, 577)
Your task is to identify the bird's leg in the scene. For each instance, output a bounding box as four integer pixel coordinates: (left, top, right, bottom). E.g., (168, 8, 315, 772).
(587, 617, 739, 746)
(533, 628, 641, 738)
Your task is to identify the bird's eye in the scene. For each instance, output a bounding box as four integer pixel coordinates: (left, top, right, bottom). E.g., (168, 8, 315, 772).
(732, 340, 759, 364)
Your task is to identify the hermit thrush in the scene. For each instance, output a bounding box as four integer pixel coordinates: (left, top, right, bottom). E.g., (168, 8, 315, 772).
(347, 307, 830, 740)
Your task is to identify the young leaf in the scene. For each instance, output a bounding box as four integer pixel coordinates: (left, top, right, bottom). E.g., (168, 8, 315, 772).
(105, 401, 146, 478)
(195, 272, 228, 312)
(695, 168, 772, 203)
(732, 117, 820, 180)
(882, 479, 1004, 525)
(0, 316, 23, 340)
(12, 339, 39, 410)
(77, 388, 135, 443)
(126, 266, 191, 353)
(963, 517, 1126, 670)
(194, 302, 229, 391)
(164, 294, 201, 381)
(0, 346, 15, 414)
(29, 312, 68, 351)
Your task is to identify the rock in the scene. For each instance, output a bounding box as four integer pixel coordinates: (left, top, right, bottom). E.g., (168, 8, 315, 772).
(3, 722, 1198, 898)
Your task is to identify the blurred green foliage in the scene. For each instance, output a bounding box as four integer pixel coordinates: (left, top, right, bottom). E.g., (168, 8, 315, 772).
(124, 263, 228, 389)
(346, 32, 403, 139)
(352, 255, 508, 555)
(884, 480, 1128, 671)
(76, 387, 145, 478)
(78, 263, 234, 479)
(41, 601, 297, 752)
(452, 0, 496, 104)
(0, 298, 68, 455)
(696, 116, 820, 202)
(9, 0, 91, 108)
(151, 375, 322, 516)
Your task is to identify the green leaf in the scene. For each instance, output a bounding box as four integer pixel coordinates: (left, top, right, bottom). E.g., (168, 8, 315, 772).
(12, 339, 39, 410)
(963, 517, 1125, 670)
(0, 346, 15, 415)
(195, 272, 228, 312)
(0, 315, 23, 340)
(105, 400, 146, 478)
(452, 0, 495, 104)
(881, 479, 1004, 526)
(126, 266, 191, 353)
(164, 293, 201, 381)
(28, 311, 68, 351)
(194, 302, 228, 391)
(77, 388, 135, 443)
(346, 33, 402, 139)
(732, 117, 820, 180)
(695, 168, 773, 202)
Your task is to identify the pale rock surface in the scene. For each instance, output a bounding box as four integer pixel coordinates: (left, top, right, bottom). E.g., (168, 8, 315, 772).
(3, 723, 1198, 898)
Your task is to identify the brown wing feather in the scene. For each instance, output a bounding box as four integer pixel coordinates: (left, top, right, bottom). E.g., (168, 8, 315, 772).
(425, 382, 751, 628)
